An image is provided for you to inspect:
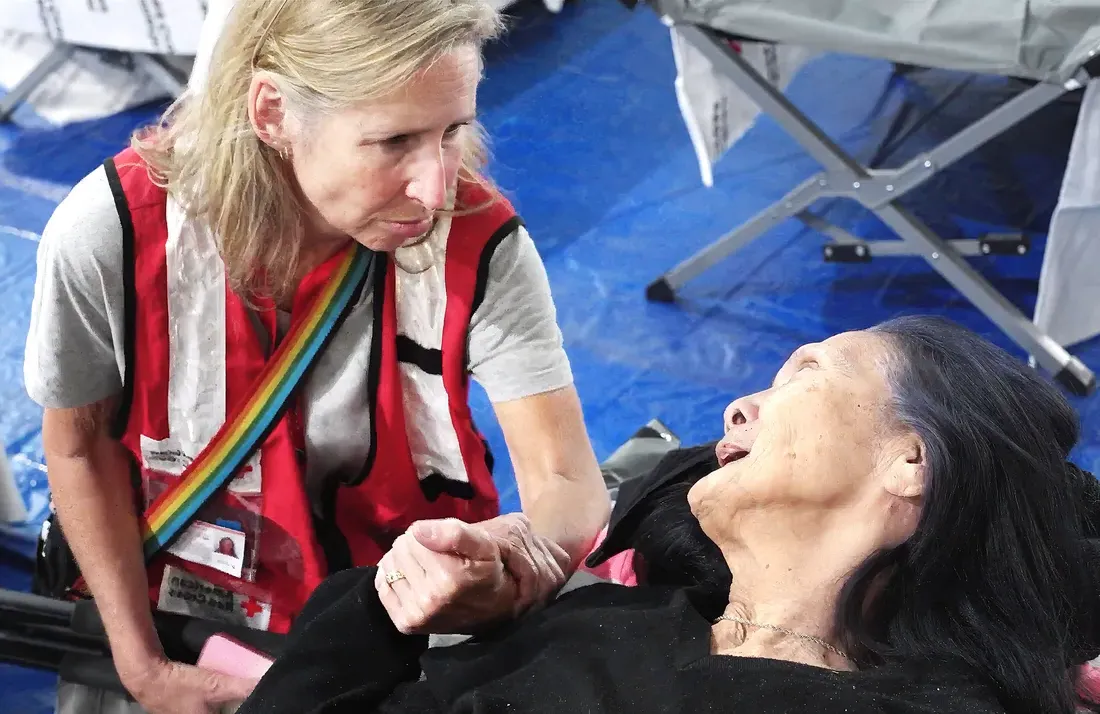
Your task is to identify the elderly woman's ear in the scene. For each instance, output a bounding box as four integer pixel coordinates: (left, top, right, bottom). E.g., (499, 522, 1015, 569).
(881, 433, 925, 501)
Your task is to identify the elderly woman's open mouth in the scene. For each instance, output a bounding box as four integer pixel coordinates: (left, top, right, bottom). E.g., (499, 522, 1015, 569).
(715, 436, 751, 467)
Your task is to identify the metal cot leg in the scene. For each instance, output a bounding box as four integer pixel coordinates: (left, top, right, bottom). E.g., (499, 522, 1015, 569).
(0, 44, 75, 122)
(649, 24, 1095, 394)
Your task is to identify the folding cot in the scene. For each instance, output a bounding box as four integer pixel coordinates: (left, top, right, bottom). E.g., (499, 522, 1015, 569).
(625, 0, 1100, 395)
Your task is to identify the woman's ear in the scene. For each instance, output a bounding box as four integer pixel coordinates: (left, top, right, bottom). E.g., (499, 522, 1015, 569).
(247, 72, 291, 150)
(884, 433, 925, 500)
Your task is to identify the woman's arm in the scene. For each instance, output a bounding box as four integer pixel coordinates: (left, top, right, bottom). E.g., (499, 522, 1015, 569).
(239, 567, 431, 714)
(468, 225, 610, 569)
(372, 225, 609, 635)
(26, 166, 163, 685)
(27, 166, 258, 710)
(492, 386, 609, 572)
(43, 399, 165, 680)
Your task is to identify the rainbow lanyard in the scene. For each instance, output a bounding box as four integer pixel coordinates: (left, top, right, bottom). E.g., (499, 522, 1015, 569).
(140, 244, 373, 563)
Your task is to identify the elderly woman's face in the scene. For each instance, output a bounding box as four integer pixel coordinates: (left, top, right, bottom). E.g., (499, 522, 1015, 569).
(283, 45, 481, 252)
(688, 330, 921, 543)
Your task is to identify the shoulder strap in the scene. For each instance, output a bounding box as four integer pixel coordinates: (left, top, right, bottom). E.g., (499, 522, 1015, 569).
(140, 244, 374, 562)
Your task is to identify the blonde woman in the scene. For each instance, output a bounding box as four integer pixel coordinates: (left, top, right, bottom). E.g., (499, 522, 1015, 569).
(23, 1, 610, 712)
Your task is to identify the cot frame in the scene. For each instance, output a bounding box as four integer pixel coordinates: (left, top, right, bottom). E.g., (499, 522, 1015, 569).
(647, 24, 1098, 396)
(0, 43, 187, 122)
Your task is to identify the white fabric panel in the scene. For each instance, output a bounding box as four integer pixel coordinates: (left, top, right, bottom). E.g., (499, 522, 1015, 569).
(144, 201, 261, 494)
(1034, 79, 1100, 350)
(164, 197, 227, 451)
(394, 216, 472, 486)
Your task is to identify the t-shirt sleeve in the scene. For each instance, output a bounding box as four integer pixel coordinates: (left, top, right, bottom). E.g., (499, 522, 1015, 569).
(23, 165, 127, 409)
(467, 224, 574, 403)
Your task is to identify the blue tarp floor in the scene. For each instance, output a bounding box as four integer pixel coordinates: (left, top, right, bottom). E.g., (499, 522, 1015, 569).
(2, 1, 1098, 710)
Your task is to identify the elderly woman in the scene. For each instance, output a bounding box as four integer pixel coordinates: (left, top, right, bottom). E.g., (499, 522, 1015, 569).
(237, 316, 1100, 714)
(24, 1, 609, 712)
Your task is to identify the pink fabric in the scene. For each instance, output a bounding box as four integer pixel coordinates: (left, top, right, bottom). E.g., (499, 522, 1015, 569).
(1078, 662, 1100, 704)
(579, 525, 639, 586)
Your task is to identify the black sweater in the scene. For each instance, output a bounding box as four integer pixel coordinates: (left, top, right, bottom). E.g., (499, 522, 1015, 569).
(237, 566, 1007, 714)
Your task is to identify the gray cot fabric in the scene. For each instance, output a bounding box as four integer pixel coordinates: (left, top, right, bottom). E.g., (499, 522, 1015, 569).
(645, 0, 1100, 82)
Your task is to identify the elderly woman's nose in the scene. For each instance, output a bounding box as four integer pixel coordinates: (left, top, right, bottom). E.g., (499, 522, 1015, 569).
(723, 395, 761, 431)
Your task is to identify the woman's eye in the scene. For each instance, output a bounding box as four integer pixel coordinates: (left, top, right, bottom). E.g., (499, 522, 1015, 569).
(381, 135, 412, 149)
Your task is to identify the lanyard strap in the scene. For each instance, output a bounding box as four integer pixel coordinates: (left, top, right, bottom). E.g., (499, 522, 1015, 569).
(140, 245, 373, 562)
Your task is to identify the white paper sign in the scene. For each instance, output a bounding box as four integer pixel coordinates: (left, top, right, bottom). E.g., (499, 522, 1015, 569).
(1, 1, 208, 55)
(157, 564, 272, 631)
(139, 434, 262, 495)
(669, 25, 816, 187)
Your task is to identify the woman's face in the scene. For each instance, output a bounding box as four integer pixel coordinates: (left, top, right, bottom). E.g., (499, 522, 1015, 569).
(688, 330, 923, 546)
(255, 45, 481, 253)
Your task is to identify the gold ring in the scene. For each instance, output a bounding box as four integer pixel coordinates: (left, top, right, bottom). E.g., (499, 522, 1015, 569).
(384, 569, 406, 585)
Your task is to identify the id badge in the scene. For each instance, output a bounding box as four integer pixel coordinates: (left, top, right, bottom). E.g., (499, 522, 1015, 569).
(167, 521, 247, 579)
(140, 435, 265, 583)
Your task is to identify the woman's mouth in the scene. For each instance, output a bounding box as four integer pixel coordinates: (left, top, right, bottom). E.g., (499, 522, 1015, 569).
(716, 439, 750, 467)
(380, 217, 433, 239)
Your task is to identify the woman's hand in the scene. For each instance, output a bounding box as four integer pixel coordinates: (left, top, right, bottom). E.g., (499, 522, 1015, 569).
(374, 514, 570, 635)
(117, 655, 259, 714)
(476, 513, 571, 615)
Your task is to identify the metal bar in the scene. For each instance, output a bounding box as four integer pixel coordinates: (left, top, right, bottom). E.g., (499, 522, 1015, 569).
(0, 588, 75, 622)
(660, 174, 825, 290)
(131, 53, 187, 98)
(915, 80, 1070, 174)
(795, 212, 864, 244)
(794, 214, 984, 256)
(0, 44, 76, 122)
(861, 238, 982, 257)
(874, 203, 1092, 387)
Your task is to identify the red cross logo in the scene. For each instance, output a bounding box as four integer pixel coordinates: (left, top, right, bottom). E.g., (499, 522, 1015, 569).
(240, 596, 264, 619)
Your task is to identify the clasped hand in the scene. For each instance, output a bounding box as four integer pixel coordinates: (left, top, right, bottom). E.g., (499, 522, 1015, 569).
(374, 513, 571, 634)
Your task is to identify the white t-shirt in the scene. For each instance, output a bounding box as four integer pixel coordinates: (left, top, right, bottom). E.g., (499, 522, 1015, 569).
(24, 165, 573, 500)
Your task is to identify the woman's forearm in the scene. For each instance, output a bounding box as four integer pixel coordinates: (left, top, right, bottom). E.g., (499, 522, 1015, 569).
(43, 406, 163, 677)
(524, 469, 610, 573)
(493, 388, 613, 575)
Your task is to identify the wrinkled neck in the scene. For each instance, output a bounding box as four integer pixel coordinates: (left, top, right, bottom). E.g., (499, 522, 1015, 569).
(711, 514, 878, 668)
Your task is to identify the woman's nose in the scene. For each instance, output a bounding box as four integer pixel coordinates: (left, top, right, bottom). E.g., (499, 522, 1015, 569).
(723, 395, 761, 432)
(405, 148, 448, 210)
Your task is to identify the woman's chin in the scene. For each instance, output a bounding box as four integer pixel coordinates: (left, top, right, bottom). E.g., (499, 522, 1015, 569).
(351, 225, 434, 253)
(686, 477, 711, 517)
(349, 230, 404, 253)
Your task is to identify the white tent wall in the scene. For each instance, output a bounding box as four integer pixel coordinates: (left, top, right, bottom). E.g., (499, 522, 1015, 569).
(1035, 79, 1100, 352)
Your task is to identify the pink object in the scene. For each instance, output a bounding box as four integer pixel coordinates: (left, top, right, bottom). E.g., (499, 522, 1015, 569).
(579, 525, 640, 586)
(197, 633, 275, 680)
(1077, 662, 1100, 704)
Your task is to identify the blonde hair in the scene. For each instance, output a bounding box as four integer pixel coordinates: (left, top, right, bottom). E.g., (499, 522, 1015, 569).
(132, 0, 505, 300)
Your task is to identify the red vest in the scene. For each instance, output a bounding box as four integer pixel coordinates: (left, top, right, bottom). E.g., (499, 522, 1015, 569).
(106, 148, 511, 633)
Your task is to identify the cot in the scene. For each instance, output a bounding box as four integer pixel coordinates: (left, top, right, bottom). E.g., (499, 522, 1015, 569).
(626, 0, 1100, 395)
